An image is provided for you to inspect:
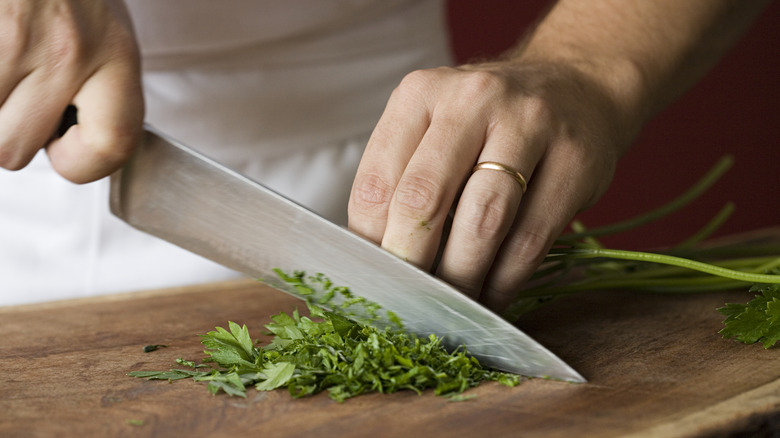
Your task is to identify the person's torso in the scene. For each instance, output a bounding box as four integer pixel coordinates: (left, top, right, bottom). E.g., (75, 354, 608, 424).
(0, 1, 453, 304)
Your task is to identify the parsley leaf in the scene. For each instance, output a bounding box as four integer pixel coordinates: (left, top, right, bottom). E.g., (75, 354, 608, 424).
(255, 362, 296, 391)
(718, 282, 780, 348)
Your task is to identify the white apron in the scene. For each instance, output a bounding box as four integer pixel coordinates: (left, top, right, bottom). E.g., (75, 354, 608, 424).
(0, 0, 452, 305)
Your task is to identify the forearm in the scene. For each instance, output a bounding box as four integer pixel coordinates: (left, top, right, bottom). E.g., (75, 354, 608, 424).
(512, 0, 771, 128)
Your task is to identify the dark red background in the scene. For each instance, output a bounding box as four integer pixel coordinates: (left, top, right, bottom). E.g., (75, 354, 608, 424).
(447, 2, 778, 249)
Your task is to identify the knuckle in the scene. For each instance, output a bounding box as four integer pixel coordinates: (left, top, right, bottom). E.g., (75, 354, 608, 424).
(0, 10, 29, 65)
(444, 273, 482, 297)
(0, 144, 33, 171)
(398, 68, 439, 89)
(461, 70, 504, 97)
(520, 94, 555, 126)
(455, 70, 515, 107)
(456, 190, 513, 242)
(349, 172, 395, 214)
(103, 22, 141, 62)
(29, 6, 139, 73)
(549, 141, 591, 179)
(391, 69, 438, 103)
(393, 174, 445, 221)
(506, 216, 556, 269)
(83, 128, 138, 166)
(484, 282, 515, 301)
(44, 12, 88, 69)
(548, 141, 616, 209)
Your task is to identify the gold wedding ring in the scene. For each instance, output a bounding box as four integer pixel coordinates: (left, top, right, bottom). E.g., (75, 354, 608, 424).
(472, 161, 528, 193)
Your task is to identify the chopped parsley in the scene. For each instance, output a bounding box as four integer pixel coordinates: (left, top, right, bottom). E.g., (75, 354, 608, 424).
(129, 303, 521, 402)
(129, 272, 522, 402)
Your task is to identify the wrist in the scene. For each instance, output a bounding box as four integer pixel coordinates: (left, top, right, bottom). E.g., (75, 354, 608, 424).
(512, 45, 652, 139)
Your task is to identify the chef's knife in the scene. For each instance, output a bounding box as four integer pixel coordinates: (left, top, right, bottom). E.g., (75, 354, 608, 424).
(109, 126, 586, 383)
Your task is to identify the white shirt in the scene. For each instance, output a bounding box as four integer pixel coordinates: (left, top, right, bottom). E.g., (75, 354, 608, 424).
(0, 0, 452, 305)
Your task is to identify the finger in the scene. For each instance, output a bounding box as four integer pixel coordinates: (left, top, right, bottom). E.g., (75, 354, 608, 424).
(0, 5, 30, 105)
(348, 72, 434, 243)
(379, 106, 485, 269)
(47, 56, 144, 183)
(0, 69, 75, 170)
(480, 144, 598, 311)
(436, 127, 543, 299)
(0, 53, 22, 108)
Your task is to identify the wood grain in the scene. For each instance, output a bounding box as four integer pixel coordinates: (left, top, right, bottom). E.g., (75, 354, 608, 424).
(2, 275, 778, 437)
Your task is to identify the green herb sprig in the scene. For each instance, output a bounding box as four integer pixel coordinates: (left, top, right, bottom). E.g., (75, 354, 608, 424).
(718, 279, 780, 348)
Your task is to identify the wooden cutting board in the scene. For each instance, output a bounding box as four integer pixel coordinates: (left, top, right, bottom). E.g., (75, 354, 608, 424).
(2, 252, 779, 437)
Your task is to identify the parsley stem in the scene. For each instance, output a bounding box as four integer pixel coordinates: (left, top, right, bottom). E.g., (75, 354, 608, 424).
(517, 257, 780, 300)
(518, 276, 751, 297)
(558, 155, 733, 241)
(549, 248, 780, 284)
(672, 201, 735, 249)
(666, 243, 780, 260)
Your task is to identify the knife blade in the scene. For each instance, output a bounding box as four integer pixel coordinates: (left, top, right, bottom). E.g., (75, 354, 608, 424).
(109, 126, 585, 383)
